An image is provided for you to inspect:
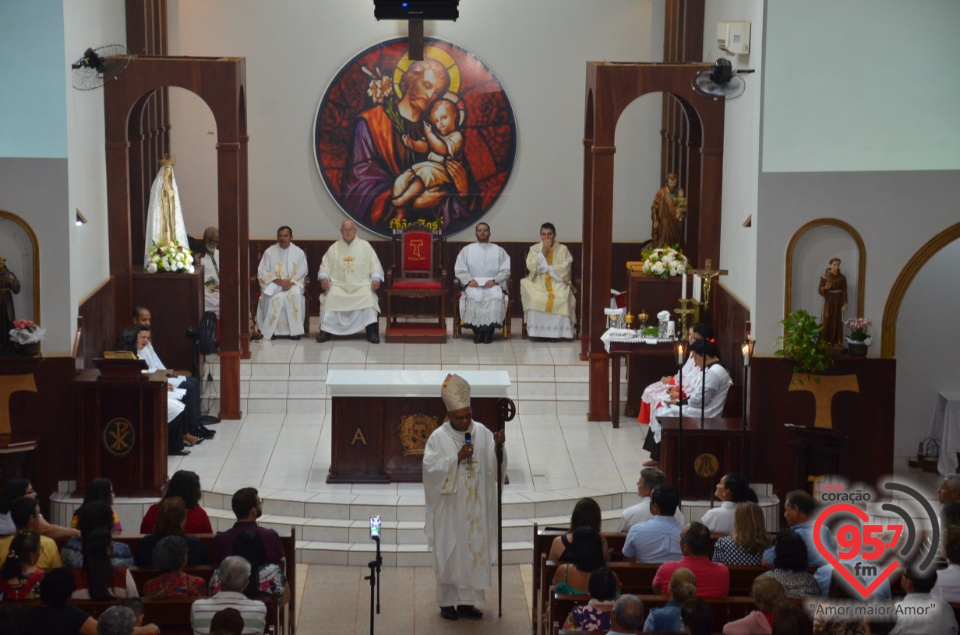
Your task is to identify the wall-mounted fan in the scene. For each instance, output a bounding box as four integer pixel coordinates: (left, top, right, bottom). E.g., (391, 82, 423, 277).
(71, 45, 130, 90)
(692, 59, 753, 101)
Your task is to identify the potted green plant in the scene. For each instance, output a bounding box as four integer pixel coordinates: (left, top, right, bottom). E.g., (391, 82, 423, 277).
(775, 309, 833, 384)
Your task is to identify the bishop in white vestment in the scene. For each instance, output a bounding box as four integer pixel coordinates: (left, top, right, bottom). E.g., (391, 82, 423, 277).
(423, 374, 506, 620)
(455, 223, 511, 343)
(520, 223, 576, 340)
(316, 220, 384, 344)
(256, 226, 307, 339)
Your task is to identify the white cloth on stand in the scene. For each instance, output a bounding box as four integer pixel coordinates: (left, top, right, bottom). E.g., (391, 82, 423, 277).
(201, 249, 220, 317)
(929, 392, 960, 475)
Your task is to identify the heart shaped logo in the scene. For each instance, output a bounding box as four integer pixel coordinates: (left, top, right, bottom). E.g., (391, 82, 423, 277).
(813, 503, 902, 599)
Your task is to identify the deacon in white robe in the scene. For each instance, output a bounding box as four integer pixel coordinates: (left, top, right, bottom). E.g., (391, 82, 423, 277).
(316, 220, 384, 344)
(644, 339, 732, 464)
(455, 223, 511, 344)
(256, 226, 308, 340)
(520, 223, 576, 340)
(423, 374, 506, 620)
(200, 227, 220, 317)
(143, 158, 190, 265)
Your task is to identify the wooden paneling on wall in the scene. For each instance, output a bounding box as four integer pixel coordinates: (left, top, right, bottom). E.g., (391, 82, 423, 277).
(0, 357, 79, 516)
(750, 356, 896, 510)
(76, 277, 116, 371)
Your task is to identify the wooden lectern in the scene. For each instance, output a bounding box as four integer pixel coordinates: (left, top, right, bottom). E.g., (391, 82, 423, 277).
(659, 416, 747, 500)
(73, 359, 168, 496)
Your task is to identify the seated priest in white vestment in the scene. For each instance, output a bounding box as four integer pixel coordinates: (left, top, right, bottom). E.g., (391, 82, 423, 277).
(455, 222, 511, 344)
(643, 338, 732, 466)
(520, 222, 576, 341)
(256, 226, 308, 340)
(200, 226, 220, 318)
(316, 220, 384, 344)
(422, 373, 506, 621)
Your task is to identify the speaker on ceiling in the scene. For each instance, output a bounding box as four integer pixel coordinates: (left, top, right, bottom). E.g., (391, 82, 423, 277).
(374, 0, 460, 21)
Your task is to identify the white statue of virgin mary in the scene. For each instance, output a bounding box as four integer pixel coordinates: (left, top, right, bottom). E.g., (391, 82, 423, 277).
(143, 156, 190, 266)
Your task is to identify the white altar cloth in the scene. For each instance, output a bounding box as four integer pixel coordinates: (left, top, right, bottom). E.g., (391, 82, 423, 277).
(326, 370, 511, 399)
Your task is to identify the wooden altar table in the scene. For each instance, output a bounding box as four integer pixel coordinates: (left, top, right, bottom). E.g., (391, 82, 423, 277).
(325, 370, 511, 483)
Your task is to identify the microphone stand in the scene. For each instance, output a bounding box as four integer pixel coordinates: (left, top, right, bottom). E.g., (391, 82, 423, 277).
(365, 535, 382, 635)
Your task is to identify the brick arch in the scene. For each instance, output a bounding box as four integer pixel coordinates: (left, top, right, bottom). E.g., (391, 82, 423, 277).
(104, 56, 248, 419)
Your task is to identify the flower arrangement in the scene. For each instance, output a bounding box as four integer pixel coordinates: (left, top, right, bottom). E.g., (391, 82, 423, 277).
(844, 317, 873, 345)
(146, 241, 195, 274)
(640, 245, 688, 280)
(9, 319, 45, 345)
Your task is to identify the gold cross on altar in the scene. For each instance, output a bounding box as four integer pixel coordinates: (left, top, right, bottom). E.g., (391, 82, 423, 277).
(689, 259, 728, 312)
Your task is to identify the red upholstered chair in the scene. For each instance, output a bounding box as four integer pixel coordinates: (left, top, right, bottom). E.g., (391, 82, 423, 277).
(385, 222, 447, 342)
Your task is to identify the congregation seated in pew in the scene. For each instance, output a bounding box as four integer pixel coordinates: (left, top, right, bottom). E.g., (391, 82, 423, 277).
(711, 502, 772, 567)
(549, 498, 611, 566)
(622, 485, 682, 564)
(141, 536, 206, 600)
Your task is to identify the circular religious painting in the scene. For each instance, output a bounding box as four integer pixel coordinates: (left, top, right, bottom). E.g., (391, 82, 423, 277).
(314, 38, 517, 238)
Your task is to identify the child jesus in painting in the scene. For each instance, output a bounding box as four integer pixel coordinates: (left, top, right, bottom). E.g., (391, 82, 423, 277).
(392, 98, 464, 208)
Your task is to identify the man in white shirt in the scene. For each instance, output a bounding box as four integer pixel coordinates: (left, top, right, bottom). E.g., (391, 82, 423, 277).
(619, 467, 684, 531)
(190, 556, 267, 634)
(256, 226, 307, 340)
(454, 223, 511, 344)
(622, 484, 683, 564)
(891, 566, 958, 635)
(316, 220, 384, 344)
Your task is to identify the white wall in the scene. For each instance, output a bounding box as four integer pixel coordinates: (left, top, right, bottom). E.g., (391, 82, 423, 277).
(762, 0, 960, 173)
(63, 0, 126, 353)
(705, 0, 763, 323)
(166, 0, 665, 243)
(895, 239, 960, 461)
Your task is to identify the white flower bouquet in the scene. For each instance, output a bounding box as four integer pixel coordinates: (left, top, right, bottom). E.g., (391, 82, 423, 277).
(640, 246, 688, 280)
(147, 241, 195, 274)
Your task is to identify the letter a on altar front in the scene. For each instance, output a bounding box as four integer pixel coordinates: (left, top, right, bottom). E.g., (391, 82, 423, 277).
(350, 427, 368, 446)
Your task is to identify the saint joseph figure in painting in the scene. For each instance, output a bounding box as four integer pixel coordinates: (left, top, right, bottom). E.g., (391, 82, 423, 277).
(343, 59, 471, 231)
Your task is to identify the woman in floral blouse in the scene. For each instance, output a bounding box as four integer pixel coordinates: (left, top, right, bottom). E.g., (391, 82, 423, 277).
(209, 530, 287, 602)
(142, 535, 205, 599)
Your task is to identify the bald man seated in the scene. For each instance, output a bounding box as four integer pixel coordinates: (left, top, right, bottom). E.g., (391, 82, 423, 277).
(316, 220, 385, 344)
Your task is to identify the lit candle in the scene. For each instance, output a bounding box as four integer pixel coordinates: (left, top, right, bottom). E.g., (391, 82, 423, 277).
(682, 273, 687, 300)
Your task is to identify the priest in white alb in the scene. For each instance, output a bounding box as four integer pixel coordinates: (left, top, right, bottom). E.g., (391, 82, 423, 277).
(520, 222, 576, 340)
(455, 222, 511, 344)
(422, 373, 506, 621)
(315, 219, 384, 344)
(256, 225, 308, 340)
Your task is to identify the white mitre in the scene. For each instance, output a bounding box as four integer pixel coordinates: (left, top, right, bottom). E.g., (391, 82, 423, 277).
(441, 373, 471, 412)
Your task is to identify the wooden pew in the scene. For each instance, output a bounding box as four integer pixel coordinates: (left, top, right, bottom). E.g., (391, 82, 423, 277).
(550, 593, 760, 635)
(50, 529, 298, 635)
